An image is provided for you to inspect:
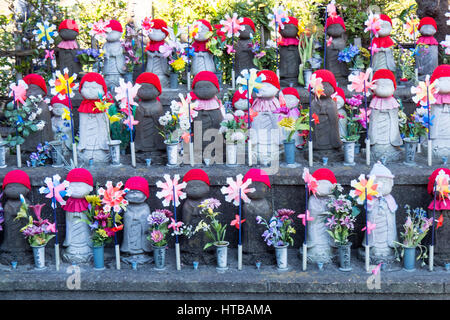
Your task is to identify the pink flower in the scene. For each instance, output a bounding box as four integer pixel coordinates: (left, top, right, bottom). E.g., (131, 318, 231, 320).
(156, 174, 187, 207)
(89, 19, 111, 39)
(230, 214, 246, 229)
(326, 36, 333, 47)
(297, 210, 314, 226)
(356, 108, 371, 129)
(9, 80, 28, 105)
(220, 13, 244, 38)
(347, 68, 375, 95)
(151, 230, 164, 243)
(220, 174, 255, 206)
(302, 168, 318, 195)
(168, 218, 183, 232)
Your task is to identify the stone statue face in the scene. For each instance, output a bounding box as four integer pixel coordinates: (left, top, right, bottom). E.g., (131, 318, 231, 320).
(149, 29, 167, 42)
(68, 182, 93, 199)
(256, 83, 278, 98)
(326, 24, 345, 37)
(137, 83, 159, 100)
(247, 181, 268, 200)
(185, 180, 209, 200)
(193, 80, 218, 100)
(373, 79, 395, 98)
(59, 29, 78, 41)
(194, 23, 211, 41)
(81, 81, 105, 100)
(374, 176, 393, 196)
(419, 25, 436, 36)
(280, 24, 298, 38)
(316, 180, 334, 196)
(377, 21, 392, 37)
(284, 95, 299, 109)
(437, 76, 450, 94)
(239, 25, 254, 40)
(4, 183, 29, 200)
(27, 84, 45, 98)
(125, 189, 147, 203)
(52, 103, 69, 116)
(106, 30, 122, 42)
(322, 82, 335, 97)
(336, 96, 345, 109)
(234, 98, 249, 111)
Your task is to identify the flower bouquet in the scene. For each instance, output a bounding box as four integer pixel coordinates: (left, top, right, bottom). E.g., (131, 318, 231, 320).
(338, 45, 365, 70)
(219, 110, 247, 142)
(147, 209, 173, 247)
(161, 24, 188, 75)
(122, 25, 142, 75)
(26, 141, 51, 167)
(341, 94, 368, 142)
(194, 198, 227, 250)
(250, 36, 277, 71)
(75, 49, 103, 72)
(398, 106, 429, 142)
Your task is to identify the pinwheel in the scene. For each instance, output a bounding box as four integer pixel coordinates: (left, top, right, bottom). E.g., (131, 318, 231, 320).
(372, 263, 382, 275)
(404, 17, 419, 40)
(364, 11, 381, 36)
(302, 168, 319, 196)
(236, 68, 264, 98)
(44, 49, 55, 63)
(9, 80, 28, 106)
(297, 210, 314, 226)
(300, 168, 317, 270)
(230, 215, 246, 230)
(168, 218, 183, 233)
(267, 5, 288, 76)
(33, 21, 58, 47)
(39, 174, 70, 271)
(326, 0, 337, 19)
(323, 1, 337, 67)
(89, 19, 111, 40)
(362, 221, 376, 234)
(220, 13, 244, 38)
(309, 73, 325, 99)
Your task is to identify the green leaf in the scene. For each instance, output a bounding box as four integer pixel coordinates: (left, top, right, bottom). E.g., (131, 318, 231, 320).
(203, 242, 213, 250)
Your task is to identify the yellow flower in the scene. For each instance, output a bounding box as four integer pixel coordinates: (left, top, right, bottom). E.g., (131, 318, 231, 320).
(85, 195, 101, 206)
(288, 226, 296, 234)
(297, 21, 305, 36)
(97, 229, 107, 238)
(278, 117, 296, 131)
(94, 100, 112, 112)
(170, 58, 186, 72)
(359, 47, 370, 58)
(107, 113, 124, 123)
(195, 220, 209, 233)
(61, 108, 71, 121)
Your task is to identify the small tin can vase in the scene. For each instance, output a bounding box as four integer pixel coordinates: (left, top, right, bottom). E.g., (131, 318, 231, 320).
(337, 242, 352, 272)
(49, 140, 64, 167)
(226, 141, 237, 167)
(283, 139, 296, 165)
(0, 141, 8, 168)
(31, 244, 46, 270)
(304, 69, 312, 88)
(274, 244, 289, 271)
(166, 141, 179, 166)
(108, 140, 122, 166)
(403, 247, 416, 271)
(152, 245, 167, 270)
(215, 242, 229, 272)
(343, 140, 356, 166)
(169, 73, 179, 89)
(93, 245, 105, 270)
(403, 138, 418, 166)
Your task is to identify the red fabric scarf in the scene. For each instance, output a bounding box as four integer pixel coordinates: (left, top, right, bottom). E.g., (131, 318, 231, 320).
(62, 197, 89, 213)
(145, 40, 165, 52)
(416, 36, 438, 46)
(78, 99, 104, 114)
(371, 36, 394, 49)
(279, 37, 299, 46)
(192, 40, 209, 52)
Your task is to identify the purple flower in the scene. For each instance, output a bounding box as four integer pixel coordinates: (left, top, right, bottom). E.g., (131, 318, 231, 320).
(204, 198, 221, 209)
(0, 214, 4, 231)
(339, 216, 354, 229)
(147, 211, 169, 226)
(256, 216, 263, 224)
(346, 96, 363, 107)
(325, 216, 337, 228)
(22, 225, 44, 237)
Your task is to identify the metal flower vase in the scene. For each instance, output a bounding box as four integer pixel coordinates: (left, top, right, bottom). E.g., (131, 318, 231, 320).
(226, 141, 237, 166)
(274, 244, 288, 271)
(153, 245, 167, 270)
(343, 140, 356, 166)
(403, 247, 416, 271)
(338, 242, 352, 272)
(31, 244, 46, 270)
(304, 69, 312, 88)
(403, 138, 418, 166)
(49, 140, 64, 167)
(215, 242, 229, 272)
(169, 73, 179, 89)
(283, 140, 296, 165)
(93, 245, 105, 270)
(108, 140, 122, 166)
(166, 141, 179, 166)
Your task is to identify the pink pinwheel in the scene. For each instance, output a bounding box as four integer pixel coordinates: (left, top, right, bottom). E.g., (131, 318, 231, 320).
(327, 0, 337, 19)
(115, 78, 141, 109)
(326, 36, 333, 47)
(362, 221, 376, 234)
(411, 75, 439, 106)
(46, 222, 56, 233)
(220, 13, 244, 38)
(176, 93, 199, 121)
(297, 210, 314, 226)
(309, 73, 325, 99)
(226, 44, 236, 54)
(230, 214, 246, 229)
(364, 12, 381, 36)
(168, 218, 183, 232)
(39, 174, 70, 209)
(220, 174, 255, 206)
(267, 5, 289, 30)
(97, 181, 129, 213)
(347, 68, 375, 95)
(9, 80, 28, 105)
(369, 43, 379, 55)
(141, 16, 153, 33)
(123, 113, 139, 130)
(156, 174, 187, 207)
(302, 168, 318, 196)
(44, 49, 55, 61)
(89, 19, 111, 39)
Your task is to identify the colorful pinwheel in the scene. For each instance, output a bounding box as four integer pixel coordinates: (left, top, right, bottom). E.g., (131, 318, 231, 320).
(141, 16, 154, 35)
(9, 80, 28, 106)
(236, 68, 265, 97)
(364, 11, 381, 36)
(220, 13, 244, 38)
(39, 174, 70, 209)
(176, 93, 199, 121)
(89, 19, 111, 39)
(435, 169, 450, 202)
(97, 181, 129, 213)
(115, 78, 141, 109)
(350, 174, 379, 205)
(49, 68, 78, 99)
(411, 75, 439, 106)
(404, 16, 419, 39)
(309, 73, 325, 99)
(362, 221, 376, 234)
(302, 168, 318, 196)
(267, 5, 289, 30)
(347, 68, 375, 95)
(156, 174, 187, 207)
(297, 210, 314, 226)
(327, 0, 337, 19)
(220, 174, 255, 206)
(33, 21, 58, 48)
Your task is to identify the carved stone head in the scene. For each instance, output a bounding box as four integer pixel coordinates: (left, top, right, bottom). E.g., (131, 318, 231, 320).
(106, 30, 122, 42)
(27, 84, 45, 98)
(125, 189, 147, 204)
(194, 22, 211, 42)
(59, 29, 78, 41)
(374, 176, 393, 196)
(234, 98, 250, 111)
(80, 81, 105, 100)
(137, 83, 160, 101)
(436, 77, 450, 94)
(322, 82, 335, 98)
(4, 183, 29, 200)
(326, 24, 345, 37)
(284, 94, 300, 109)
(377, 20, 392, 37)
(280, 24, 298, 39)
(67, 182, 93, 199)
(193, 80, 219, 100)
(247, 181, 268, 200)
(419, 24, 436, 36)
(255, 83, 278, 99)
(316, 180, 334, 197)
(149, 29, 167, 42)
(335, 95, 345, 110)
(51, 103, 69, 116)
(239, 25, 254, 40)
(373, 78, 395, 98)
(185, 180, 210, 200)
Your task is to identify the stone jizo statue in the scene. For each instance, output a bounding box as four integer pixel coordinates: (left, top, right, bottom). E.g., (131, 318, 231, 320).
(103, 19, 125, 92)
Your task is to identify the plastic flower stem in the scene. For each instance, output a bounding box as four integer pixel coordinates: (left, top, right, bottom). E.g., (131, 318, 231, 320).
(239, 188, 242, 245)
(323, 8, 328, 68)
(430, 181, 437, 271)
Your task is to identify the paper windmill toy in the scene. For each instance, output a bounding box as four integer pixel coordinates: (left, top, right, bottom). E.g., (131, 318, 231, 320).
(267, 5, 289, 30)
(39, 174, 70, 209)
(175, 93, 199, 122)
(348, 68, 376, 95)
(220, 174, 255, 206)
(326, 0, 337, 19)
(9, 80, 28, 106)
(220, 13, 244, 38)
(236, 68, 265, 98)
(302, 168, 319, 196)
(364, 11, 381, 36)
(309, 74, 325, 99)
(49, 68, 78, 99)
(89, 19, 111, 39)
(435, 169, 450, 203)
(404, 17, 419, 39)
(350, 174, 379, 205)
(33, 21, 58, 48)
(141, 16, 154, 35)
(230, 215, 246, 229)
(156, 174, 187, 207)
(98, 181, 129, 213)
(115, 79, 141, 109)
(297, 210, 314, 226)
(411, 75, 439, 106)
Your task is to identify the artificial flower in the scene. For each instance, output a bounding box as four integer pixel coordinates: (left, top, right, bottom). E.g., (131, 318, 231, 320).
(327, 36, 333, 47)
(411, 75, 438, 106)
(168, 218, 183, 232)
(39, 174, 70, 209)
(364, 11, 381, 36)
(302, 168, 318, 195)
(440, 35, 450, 55)
(9, 80, 28, 105)
(220, 174, 255, 206)
(170, 58, 186, 72)
(297, 210, 314, 226)
(350, 174, 379, 205)
(312, 113, 320, 124)
(230, 214, 246, 229)
(436, 214, 444, 230)
(278, 117, 296, 131)
(97, 181, 129, 213)
(89, 19, 111, 39)
(114, 78, 141, 109)
(309, 73, 324, 99)
(33, 21, 58, 47)
(220, 13, 244, 38)
(347, 68, 375, 94)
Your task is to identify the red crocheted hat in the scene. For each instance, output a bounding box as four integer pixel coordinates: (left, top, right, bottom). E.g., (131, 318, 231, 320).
(197, 19, 212, 31)
(79, 72, 107, 95)
(372, 69, 397, 90)
(430, 64, 450, 84)
(379, 14, 392, 26)
(312, 168, 337, 184)
(66, 168, 93, 187)
(428, 168, 450, 194)
(183, 169, 210, 186)
(257, 70, 280, 90)
(58, 19, 79, 33)
(336, 87, 345, 101)
(285, 16, 299, 26)
(241, 17, 256, 32)
(125, 176, 149, 199)
(192, 71, 220, 91)
(243, 168, 271, 188)
(23, 74, 47, 95)
(232, 89, 254, 107)
(136, 72, 162, 95)
(282, 87, 300, 100)
(50, 94, 69, 107)
(107, 19, 123, 33)
(311, 69, 337, 92)
(325, 16, 346, 31)
(2, 170, 31, 190)
(418, 17, 437, 31)
(151, 19, 169, 36)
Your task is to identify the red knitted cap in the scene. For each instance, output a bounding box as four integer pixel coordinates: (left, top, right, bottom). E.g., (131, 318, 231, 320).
(183, 169, 210, 186)
(107, 19, 123, 33)
(2, 170, 31, 190)
(282, 87, 300, 100)
(430, 64, 450, 84)
(136, 72, 162, 95)
(325, 16, 346, 30)
(241, 17, 256, 32)
(151, 19, 168, 36)
(312, 69, 337, 92)
(379, 14, 392, 26)
(66, 168, 93, 187)
(372, 69, 397, 90)
(243, 168, 271, 188)
(428, 168, 450, 194)
(197, 19, 212, 31)
(285, 16, 299, 26)
(312, 168, 337, 184)
(336, 87, 345, 101)
(192, 71, 220, 91)
(125, 176, 149, 199)
(79, 72, 107, 95)
(257, 70, 280, 90)
(232, 89, 254, 107)
(418, 17, 437, 31)
(50, 94, 69, 107)
(58, 19, 79, 33)
(23, 74, 47, 95)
